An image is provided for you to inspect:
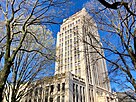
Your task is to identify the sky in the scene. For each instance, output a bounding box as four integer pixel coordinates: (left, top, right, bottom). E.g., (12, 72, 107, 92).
(51, 0, 90, 38)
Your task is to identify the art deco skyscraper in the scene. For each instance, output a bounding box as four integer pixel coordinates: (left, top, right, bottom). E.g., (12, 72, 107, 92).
(55, 8, 112, 102)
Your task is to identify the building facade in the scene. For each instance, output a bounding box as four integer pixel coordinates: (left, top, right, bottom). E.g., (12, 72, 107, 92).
(20, 8, 118, 102)
(54, 8, 116, 102)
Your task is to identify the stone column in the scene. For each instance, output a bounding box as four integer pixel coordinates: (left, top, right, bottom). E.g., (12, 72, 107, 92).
(78, 85, 81, 102)
(65, 72, 73, 102)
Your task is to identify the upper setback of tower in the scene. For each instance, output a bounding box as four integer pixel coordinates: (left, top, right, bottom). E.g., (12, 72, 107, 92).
(55, 8, 91, 75)
(55, 8, 100, 74)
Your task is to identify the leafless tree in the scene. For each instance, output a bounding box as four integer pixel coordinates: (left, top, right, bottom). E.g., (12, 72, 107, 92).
(83, 0, 136, 99)
(0, 0, 70, 101)
(2, 25, 56, 102)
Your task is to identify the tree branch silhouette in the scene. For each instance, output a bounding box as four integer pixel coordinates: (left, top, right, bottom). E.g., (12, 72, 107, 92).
(98, 0, 136, 16)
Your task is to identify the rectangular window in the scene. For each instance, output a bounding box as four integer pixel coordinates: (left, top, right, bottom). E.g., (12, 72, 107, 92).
(76, 85, 78, 102)
(38, 98, 41, 102)
(58, 84, 60, 91)
(73, 84, 75, 102)
(80, 86, 82, 102)
(83, 87, 85, 102)
(57, 96, 60, 102)
(45, 96, 48, 102)
(35, 88, 38, 96)
(50, 97, 53, 102)
(50, 85, 54, 93)
(34, 99, 37, 102)
(62, 83, 65, 91)
(62, 95, 65, 102)
(70, 29, 72, 33)
(46, 86, 49, 94)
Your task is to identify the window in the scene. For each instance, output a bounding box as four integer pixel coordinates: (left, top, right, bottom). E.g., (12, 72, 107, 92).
(83, 87, 85, 102)
(38, 98, 41, 102)
(70, 29, 72, 33)
(62, 95, 65, 102)
(78, 68, 81, 76)
(76, 85, 78, 102)
(70, 63, 72, 69)
(73, 84, 75, 102)
(46, 86, 49, 94)
(50, 85, 54, 93)
(70, 57, 72, 61)
(57, 96, 60, 102)
(70, 45, 72, 49)
(39, 87, 42, 95)
(57, 84, 60, 91)
(35, 88, 38, 96)
(72, 22, 74, 25)
(70, 39, 72, 44)
(62, 83, 65, 91)
(45, 96, 48, 102)
(68, 30, 69, 33)
(76, 26, 78, 29)
(76, 20, 78, 24)
(80, 86, 82, 102)
(75, 69, 77, 74)
(74, 32, 76, 36)
(50, 97, 53, 102)
(34, 99, 37, 102)
(73, 27, 75, 30)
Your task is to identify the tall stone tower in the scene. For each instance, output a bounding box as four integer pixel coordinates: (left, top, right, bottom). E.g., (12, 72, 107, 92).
(55, 8, 111, 102)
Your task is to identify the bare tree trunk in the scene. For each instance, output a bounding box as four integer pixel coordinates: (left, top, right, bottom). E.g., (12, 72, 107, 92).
(0, 64, 11, 102)
(0, 21, 12, 102)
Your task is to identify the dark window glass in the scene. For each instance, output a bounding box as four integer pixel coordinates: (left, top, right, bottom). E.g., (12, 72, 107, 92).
(62, 83, 65, 91)
(38, 98, 41, 102)
(58, 84, 60, 91)
(35, 88, 38, 96)
(80, 86, 82, 102)
(50, 97, 53, 102)
(45, 96, 48, 102)
(62, 95, 65, 102)
(73, 84, 75, 102)
(50, 85, 54, 93)
(46, 86, 49, 95)
(34, 99, 37, 102)
(76, 85, 78, 102)
(57, 96, 60, 102)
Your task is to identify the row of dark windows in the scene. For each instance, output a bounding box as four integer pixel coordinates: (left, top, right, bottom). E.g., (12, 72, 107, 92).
(73, 84, 85, 102)
(61, 20, 80, 31)
(50, 83, 65, 93)
(25, 83, 65, 102)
